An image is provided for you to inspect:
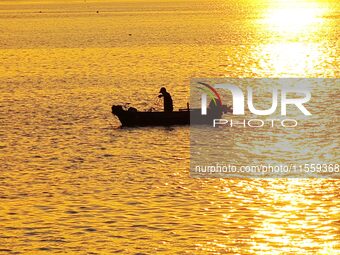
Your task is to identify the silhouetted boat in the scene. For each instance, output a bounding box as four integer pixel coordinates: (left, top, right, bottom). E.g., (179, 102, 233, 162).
(111, 105, 228, 127)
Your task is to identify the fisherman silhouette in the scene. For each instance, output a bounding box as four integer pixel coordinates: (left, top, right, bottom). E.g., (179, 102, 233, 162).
(208, 98, 231, 114)
(158, 87, 173, 112)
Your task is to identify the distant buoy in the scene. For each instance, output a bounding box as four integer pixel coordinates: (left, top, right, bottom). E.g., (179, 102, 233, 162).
(96, 11, 99, 13)
(128, 34, 132, 36)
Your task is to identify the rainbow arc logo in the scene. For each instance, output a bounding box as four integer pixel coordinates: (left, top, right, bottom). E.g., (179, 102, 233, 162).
(197, 82, 222, 107)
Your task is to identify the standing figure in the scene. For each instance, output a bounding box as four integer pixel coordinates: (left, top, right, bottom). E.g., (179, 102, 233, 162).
(158, 87, 173, 112)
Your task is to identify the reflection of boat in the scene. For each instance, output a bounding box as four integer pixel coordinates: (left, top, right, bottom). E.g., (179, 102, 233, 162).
(111, 105, 227, 127)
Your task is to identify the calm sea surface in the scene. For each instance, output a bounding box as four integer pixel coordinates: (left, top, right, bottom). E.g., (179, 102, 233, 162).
(0, 0, 339, 254)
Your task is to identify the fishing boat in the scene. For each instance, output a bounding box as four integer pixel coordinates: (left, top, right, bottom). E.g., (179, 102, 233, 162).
(111, 105, 228, 127)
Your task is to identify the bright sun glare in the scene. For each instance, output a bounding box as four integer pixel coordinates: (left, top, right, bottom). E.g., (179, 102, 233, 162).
(251, 0, 330, 76)
(263, 1, 325, 33)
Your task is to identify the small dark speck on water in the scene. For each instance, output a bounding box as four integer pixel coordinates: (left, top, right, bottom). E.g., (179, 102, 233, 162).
(65, 210, 79, 214)
(37, 247, 51, 251)
(0, 249, 12, 253)
(85, 228, 97, 232)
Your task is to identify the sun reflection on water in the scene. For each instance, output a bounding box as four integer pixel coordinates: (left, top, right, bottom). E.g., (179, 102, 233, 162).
(216, 1, 338, 253)
(249, 179, 340, 255)
(253, 42, 326, 77)
(262, 1, 326, 34)
(251, 0, 334, 77)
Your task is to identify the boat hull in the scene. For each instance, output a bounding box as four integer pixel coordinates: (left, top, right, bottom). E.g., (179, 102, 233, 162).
(111, 105, 223, 127)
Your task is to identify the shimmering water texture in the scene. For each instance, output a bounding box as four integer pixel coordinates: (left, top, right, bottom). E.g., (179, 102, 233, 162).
(0, 0, 339, 254)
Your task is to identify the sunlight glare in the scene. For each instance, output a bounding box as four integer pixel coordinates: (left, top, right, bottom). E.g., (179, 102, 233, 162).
(263, 1, 325, 33)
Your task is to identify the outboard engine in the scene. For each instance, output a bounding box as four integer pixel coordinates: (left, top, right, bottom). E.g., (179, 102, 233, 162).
(128, 107, 137, 112)
(111, 105, 124, 114)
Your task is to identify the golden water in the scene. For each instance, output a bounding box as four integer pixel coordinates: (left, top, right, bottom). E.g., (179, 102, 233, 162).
(0, 0, 339, 254)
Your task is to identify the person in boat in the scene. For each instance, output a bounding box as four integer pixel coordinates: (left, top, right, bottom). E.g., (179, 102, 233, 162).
(208, 98, 230, 114)
(158, 87, 173, 112)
